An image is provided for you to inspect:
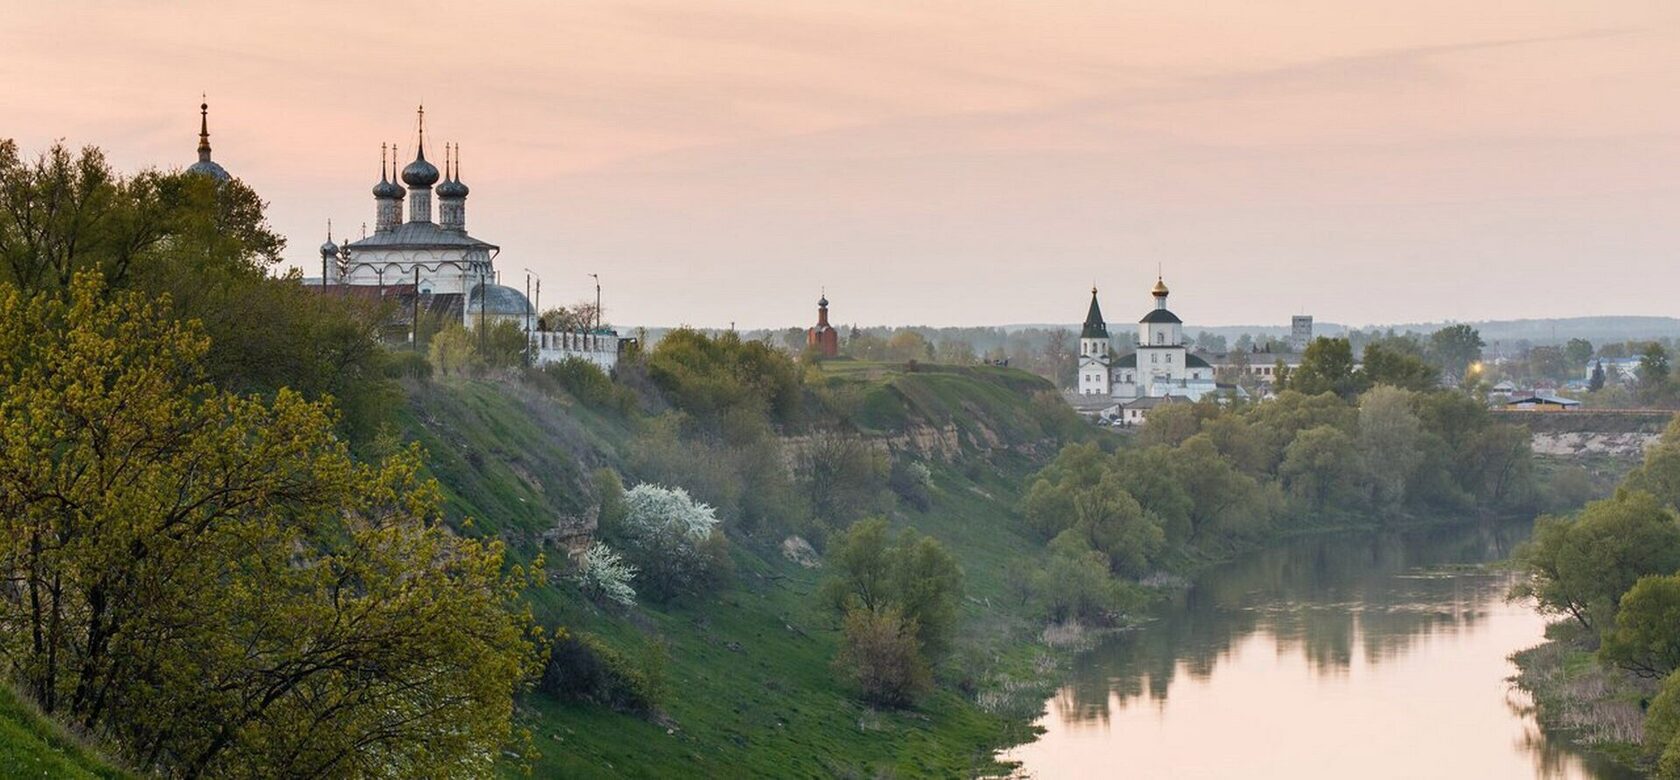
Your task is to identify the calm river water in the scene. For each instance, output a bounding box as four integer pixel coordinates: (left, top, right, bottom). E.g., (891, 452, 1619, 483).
(1002, 522, 1638, 779)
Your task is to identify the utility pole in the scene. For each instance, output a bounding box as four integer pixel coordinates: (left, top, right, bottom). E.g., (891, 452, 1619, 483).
(412, 267, 421, 349)
(523, 268, 542, 367)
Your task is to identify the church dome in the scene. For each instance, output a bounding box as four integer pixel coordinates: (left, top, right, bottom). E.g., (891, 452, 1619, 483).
(319, 238, 339, 258)
(372, 174, 404, 199)
(467, 282, 536, 318)
(187, 159, 231, 181)
(1151, 277, 1169, 298)
(436, 176, 468, 198)
(401, 148, 440, 187)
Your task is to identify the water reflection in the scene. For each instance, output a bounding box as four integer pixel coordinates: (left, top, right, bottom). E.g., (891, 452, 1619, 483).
(1006, 522, 1638, 779)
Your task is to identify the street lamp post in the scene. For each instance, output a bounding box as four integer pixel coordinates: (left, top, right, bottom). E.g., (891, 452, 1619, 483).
(590, 273, 601, 331)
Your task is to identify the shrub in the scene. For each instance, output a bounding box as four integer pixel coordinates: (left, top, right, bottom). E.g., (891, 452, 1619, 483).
(1511, 490, 1680, 631)
(540, 629, 664, 714)
(617, 484, 726, 600)
(833, 606, 931, 709)
(541, 357, 634, 414)
(575, 542, 637, 607)
(887, 459, 934, 511)
(382, 350, 433, 381)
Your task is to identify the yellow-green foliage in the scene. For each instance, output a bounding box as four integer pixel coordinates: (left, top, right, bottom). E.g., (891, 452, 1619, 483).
(0, 275, 536, 777)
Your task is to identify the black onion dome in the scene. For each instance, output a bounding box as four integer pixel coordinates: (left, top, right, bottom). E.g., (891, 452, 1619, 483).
(401, 147, 440, 187)
(436, 176, 468, 198)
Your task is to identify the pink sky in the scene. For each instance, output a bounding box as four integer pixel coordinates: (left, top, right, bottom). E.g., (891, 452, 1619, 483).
(3, 1, 1677, 328)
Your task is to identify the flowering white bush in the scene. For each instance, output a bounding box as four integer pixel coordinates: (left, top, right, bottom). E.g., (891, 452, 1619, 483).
(618, 484, 724, 599)
(577, 542, 637, 607)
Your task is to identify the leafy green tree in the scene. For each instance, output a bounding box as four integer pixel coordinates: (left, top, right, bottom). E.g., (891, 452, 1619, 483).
(1527, 345, 1569, 382)
(1171, 435, 1269, 544)
(1511, 491, 1680, 631)
(1600, 574, 1680, 678)
(821, 518, 963, 660)
(429, 321, 478, 377)
(1627, 416, 1680, 511)
(1565, 338, 1595, 367)
(833, 605, 931, 708)
(1279, 425, 1362, 514)
(1357, 386, 1424, 510)
(1428, 324, 1485, 378)
(1360, 342, 1440, 391)
(1032, 533, 1139, 623)
(1138, 402, 1201, 447)
(1647, 672, 1680, 778)
(0, 274, 534, 776)
(1289, 337, 1365, 398)
(798, 429, 889, 531)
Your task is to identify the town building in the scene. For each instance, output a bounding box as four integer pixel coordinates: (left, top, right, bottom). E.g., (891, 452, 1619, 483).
(278, 106, 627, 371)
(806, 294, 839, 357)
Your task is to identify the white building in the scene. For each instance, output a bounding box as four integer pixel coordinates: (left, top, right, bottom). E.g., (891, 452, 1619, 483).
(1075, 277, 1228, 422)
(301, 107, 628, 371)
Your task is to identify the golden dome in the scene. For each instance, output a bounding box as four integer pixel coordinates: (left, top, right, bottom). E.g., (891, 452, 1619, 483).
(1151, 276, 1169, 297)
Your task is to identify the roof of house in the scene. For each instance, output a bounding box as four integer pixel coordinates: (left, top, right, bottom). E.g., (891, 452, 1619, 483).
(1140, 308, 1182, 324)
(1506, 394, 1581, 407)
(1119, 395, 1183, 410)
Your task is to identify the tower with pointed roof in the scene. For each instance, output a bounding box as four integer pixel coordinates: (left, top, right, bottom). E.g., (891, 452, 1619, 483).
(186, 98, 231, 180)
(806, 292, 839, 358)
(437, 143, 469, 232)
(1078, 287, 1111, 396)
(1108, 274, 1214, 400)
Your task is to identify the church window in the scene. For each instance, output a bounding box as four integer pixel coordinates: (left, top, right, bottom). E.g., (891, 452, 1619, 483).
(1151, 353, 1158, 364)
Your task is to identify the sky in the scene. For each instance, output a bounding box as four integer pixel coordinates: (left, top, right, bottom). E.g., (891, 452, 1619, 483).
(3, 1, 1678, 329)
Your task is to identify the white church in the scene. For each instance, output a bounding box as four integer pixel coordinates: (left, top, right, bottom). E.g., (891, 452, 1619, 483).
(291, 106, 625, 371)
(1076, 276, 1230, 421)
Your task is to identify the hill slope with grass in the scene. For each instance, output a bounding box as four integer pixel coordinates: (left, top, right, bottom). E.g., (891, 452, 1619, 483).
(390, 358, 1093, 778)
(0, 685, 127, 779)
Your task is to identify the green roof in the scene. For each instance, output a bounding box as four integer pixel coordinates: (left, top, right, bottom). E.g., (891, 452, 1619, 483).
(1081, 290, 1108, 339)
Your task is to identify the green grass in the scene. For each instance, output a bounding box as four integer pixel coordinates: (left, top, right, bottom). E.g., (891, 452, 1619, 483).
(0, 685, 128, 779)
(388, 367, 1085, 778)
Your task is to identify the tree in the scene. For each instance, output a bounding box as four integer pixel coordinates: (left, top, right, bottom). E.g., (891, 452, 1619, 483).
(833, 606, 931, 708)
(1511, 491, 1680, 631)
(1428, 324, 1484, 378)
(1279, 424, 1362, 514)
(1643, 343, 1673, 391)
(613, 484, 726, 601)
(1527, 345, 1569, 382)
(576, 542, 638, 607)
(0, 274, 533, 776)
(1138, 402, 1201, 447)
(540, 300, 601, 332)
(1647, 672, 1680, 778)
(1289, 338, 1364, 398)
(1565, 338, 1595, 367)
(1590, 360, 1607, 392)
(820, 518, 963, 660)
(798, 429, 888, 530)
(1360, 342, 1439, 392)
(1600, 574, 1680, 678)
(429, 321, 477, 377)
(1357, 386, 1424, 510)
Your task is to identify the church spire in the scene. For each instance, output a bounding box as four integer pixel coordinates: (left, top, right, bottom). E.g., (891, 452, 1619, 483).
(196, 96, 211, 162)
(186, 96, 231, 180)
(1082, 286, 1108, 339)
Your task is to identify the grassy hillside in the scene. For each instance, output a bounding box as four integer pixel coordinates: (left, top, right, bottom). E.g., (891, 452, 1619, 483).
(0, 685, 127, 779)
(390, 363, 1088, 777)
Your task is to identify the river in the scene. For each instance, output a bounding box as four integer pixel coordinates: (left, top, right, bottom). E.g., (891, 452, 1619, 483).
(1001, 522, 1639, 779)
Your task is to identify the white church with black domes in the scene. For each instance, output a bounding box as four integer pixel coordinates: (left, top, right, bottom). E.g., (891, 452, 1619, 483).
(1075, 276, 1222, 418)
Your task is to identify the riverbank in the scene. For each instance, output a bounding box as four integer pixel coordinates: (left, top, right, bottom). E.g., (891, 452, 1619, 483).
(1510, 629, 1653, 775)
